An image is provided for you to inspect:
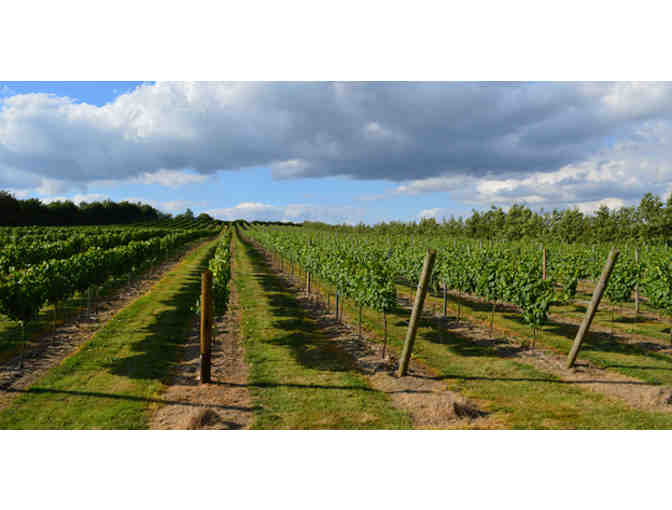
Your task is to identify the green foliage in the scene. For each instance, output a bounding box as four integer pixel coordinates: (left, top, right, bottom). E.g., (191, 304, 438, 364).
(0, 224, 220, 324)
(645, 258, 672, 317)
(605, 258, 641, 304)
(208, 228, 232, 316)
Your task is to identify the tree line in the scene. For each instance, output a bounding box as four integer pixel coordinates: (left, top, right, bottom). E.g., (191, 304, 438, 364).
(0, 191, 168, 226)
(304, 192, 672, 244)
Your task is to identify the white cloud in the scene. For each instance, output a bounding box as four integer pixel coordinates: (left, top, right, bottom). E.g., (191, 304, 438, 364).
(41, 193, 108, 204)
(206, 202, 364, 224)
(124, 198, 208, 214)
(159, 200, 206, 213)
(418, 208, 447, 220)
(4, 82, 672, 215)
(575, 198, 626, 214)
(270, 159, 310, 179)
(134, 169, 209, 188)
(4, 82, 672, 193)
(35, 177, 85, 196)
(395, 175, 470, 195)
(394, 123, 672, 212)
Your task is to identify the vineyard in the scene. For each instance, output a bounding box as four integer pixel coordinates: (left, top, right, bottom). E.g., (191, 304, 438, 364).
(247, 225, 672, 342)
(2, 218, 672, 429)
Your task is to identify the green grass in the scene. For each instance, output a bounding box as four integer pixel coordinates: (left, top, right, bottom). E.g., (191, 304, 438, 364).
(410, 286, 672, 387)
(276, 254, 672, 429)
(550, 293, 670, 343)
(0, 238, 219, 429)
(234, 229, 411, 429)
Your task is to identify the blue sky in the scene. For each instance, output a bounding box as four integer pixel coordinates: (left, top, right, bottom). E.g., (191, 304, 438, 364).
(2, 81, 672, 223)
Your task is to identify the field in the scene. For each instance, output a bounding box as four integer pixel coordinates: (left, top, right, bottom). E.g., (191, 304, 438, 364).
(3, 220, 672, 428)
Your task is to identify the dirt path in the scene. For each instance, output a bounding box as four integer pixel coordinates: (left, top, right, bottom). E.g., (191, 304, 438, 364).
(252, 239, 492, 429)
(150, 238, 253, 430)
(0, 239, 212, 412)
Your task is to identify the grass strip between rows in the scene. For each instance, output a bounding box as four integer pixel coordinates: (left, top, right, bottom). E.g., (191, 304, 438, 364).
(0, 236, 220, 429)
(411, 286, 672, 387)
(234, 229, 411, 429)
(265, 240, 672, 429)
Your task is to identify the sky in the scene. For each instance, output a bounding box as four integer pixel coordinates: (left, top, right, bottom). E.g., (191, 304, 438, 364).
(2, 81, 672, 224)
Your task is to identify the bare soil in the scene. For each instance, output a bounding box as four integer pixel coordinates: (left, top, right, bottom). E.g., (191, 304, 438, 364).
(149, 241, 253, 430)
(0, 240, 210, 412)
(256, 243, 495, 429)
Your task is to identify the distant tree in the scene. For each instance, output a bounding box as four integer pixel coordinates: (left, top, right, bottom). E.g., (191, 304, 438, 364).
(637, 192, 665, 241)
(0, 190, 20, 225)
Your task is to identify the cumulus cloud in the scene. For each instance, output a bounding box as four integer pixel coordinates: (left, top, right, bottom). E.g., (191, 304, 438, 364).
(206, 202, 364, 224)
(4, 82, 672, 192)
(395, 118, 672, 212)
(5, 82, 672, 215)
(119, 197, 210, 215)
(418, 208, 447, 220)
(133, 169, 209, 188)
(574, 198, 627, 214)
(41, 193, 108, 204)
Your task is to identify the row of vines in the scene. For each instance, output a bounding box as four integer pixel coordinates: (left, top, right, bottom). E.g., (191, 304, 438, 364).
(247, 226, 672, 341)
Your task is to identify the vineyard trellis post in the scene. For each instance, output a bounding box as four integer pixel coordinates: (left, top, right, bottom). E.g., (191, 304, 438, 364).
(542, 246, 547, 280)
(443, 281, 447, 318)
(634, 247, 640, 316)
(200, 269, 213, 384)
(566, 247, 619, 369)
(382, 311, 388, 360)
(397, 249, 436, 377)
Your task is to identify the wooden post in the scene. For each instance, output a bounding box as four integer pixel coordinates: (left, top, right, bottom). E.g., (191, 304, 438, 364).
(443, 282, 448, 318)
(566, 247, 619, 368)
(382, 311, 388, 360)
(634, 247, 640, 315)
(542, 246, 547, 280)
(397, 249, 437, 377)
(200, 270, 213, 384)
(359, 305, 363, 339)
(307, 271, 311, 295)
(335, 294, 340, 321)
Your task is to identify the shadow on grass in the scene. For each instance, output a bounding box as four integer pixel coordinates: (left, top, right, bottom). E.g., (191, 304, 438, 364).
(5, 386, 260, 412)
(239, 235, 373, 378)
(101, 244, 217, 382)
(422, 373, 658, 386)
(210, 380, 374, 392)
(420, 325, 529, 359)
(406, 367, 658, 386)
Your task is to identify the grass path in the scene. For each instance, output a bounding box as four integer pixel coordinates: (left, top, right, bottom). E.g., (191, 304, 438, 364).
(410, 286, 672, 387)
(0, 237, 219, 429)
(277, 253, 672, 428)
(234, 229, 411, 429)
